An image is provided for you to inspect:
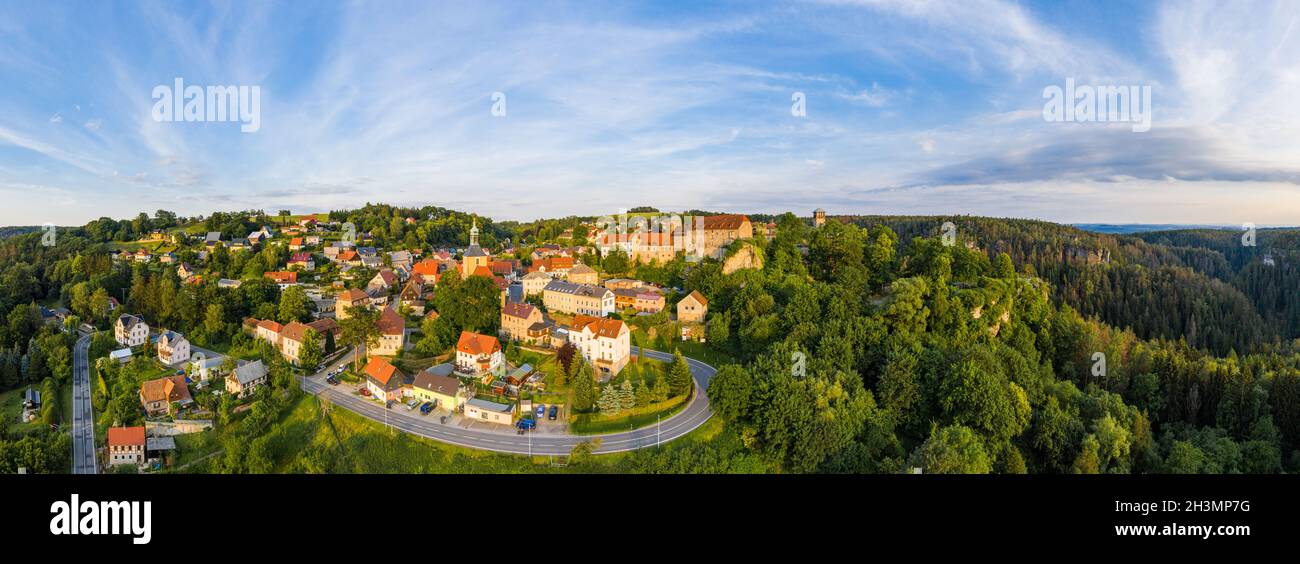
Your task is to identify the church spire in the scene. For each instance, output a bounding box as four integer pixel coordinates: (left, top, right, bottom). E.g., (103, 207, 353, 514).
(470, 218, 479, 247)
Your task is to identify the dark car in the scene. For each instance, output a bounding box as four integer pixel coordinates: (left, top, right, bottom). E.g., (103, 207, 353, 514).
(548, 405, 558, 420)
(419, 402, 434, 415)
(326, 376, 339, 386)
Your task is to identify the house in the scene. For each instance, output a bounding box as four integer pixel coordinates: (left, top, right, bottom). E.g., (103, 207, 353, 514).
(336, 288, 371, 320)
(155, 330, 190, 366)
(177, 263, 197, 280)
(204, 231, 223, 247)
(288, 252, 315, 271)
(501, 302, 544, 344)
(115, 314, 149, 347)
(217, 278, 243, 289)
(543, 279, 615, 317)
(265, 271, 298, 289)
(336, 249, 361, 266)
(677, 290, 709, 323)
(288, 237, 304, 251)
(399, 279, 425, 315)
(530, 256, 574, 275)
(255, 319, 283, 344)
(410, 364, 464, 410)
(189, 356, 223, 382)
(464, 397, 514, 425)
(371, 306, 406, 356)
(412, 259, 443, 284)
(490, 259, 519, 279)
(139, 375, 192, 416)
(278, 319, 338, 366)
(22, 386, 40, 409)
(612, 287, 665, 313)
(109, 348, 133, 364)
(603, 278, 643, 291)
(521, 270, 552, 296)
(389, 250, 414, 270)
(569, 315, 630, 377)
(455, 331, 504, 378)
(565, 262, 599, 285)
(368, 269, 399, 293)
(106, 427, 147, 467)
(363, 357, 406, 401)
(226, 360, 269, 398)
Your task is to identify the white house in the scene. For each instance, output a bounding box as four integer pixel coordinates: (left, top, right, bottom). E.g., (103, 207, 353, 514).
(114, 314, 149, 348)
(568, 315, 630, 377)
(156, 330, 191, 366)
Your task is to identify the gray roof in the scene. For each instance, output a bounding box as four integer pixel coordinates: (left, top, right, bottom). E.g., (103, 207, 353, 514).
(232, 360, 268, 386)
(543, 279, 611, 299)
(467, 397, 513, 412)
(463, 244, 487, 258)
(147, 436, 177, 451)
(205, 231, 222, 242)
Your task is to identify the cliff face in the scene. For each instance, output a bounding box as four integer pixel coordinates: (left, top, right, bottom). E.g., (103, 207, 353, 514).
(722, 243, 763, 274)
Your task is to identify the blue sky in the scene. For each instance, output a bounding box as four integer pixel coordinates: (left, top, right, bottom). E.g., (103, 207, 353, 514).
(2, 0, 1298, 225)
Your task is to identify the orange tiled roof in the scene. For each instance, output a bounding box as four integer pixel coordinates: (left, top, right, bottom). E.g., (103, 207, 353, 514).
(107, 426, 146, 447)
(701, 214, 750, 230)
(377, 306, 404, 336)
(573, 315, 626, 339)
(456, 331, 500, 356)
(363, 356, 401, 386)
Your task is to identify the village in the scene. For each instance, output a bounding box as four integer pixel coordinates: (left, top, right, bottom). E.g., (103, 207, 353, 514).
(88, 208, 780, 471)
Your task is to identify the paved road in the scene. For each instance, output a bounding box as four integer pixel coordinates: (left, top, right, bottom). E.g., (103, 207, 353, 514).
(299, 346, 716, 456)
(71, 333, 97, 474)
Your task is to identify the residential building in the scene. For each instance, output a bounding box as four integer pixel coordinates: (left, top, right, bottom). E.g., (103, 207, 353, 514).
(226, 360, 269, 398)
(371, 306, 406, 357)
(155, 330, 190, 366)
(368, 269, 399, 293)
(255, 319, 283, 344)
(410, 364, 464, 410)
(399, 279, 425, 315)
(501, 302, 543, 344)
(288, 252, 315, 270)
(265, 271, 298, 289)
(115, 314, 149, 347)
(139, 375, 192, 416)
(521, 270, 552, 296)
(363, 357, 406, 401)
(677, 290, 709, 323)
(455, 331, 504, 377)
(107, 426, 146, 466)
(464, 397, 514, 425)
(412, 259, 443, 284)
(569, 315, 630, 377)
(278, 319, 338, 366)
(336, 288, 370, 319)
(177, 263, 197, 280)
(530, 256, 574, 275)
(543, 279, 614, 317)
(613, 287, 664, 313)
(565, 262, 599, 285)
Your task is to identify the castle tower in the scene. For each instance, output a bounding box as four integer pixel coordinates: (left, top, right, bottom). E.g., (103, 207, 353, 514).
(813, 208, 826, 228)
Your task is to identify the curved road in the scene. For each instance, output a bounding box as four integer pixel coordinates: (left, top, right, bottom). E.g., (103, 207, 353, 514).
(299, 346, 716, 456)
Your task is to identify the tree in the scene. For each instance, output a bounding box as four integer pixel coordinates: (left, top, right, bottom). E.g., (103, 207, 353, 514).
(707, 364, 751, 420)
(634, 378, 651, 407)
(618, 377, 635, 410)
(571, 360, 597, 412)
(667, 350, 692, 398)
(202, 302, 226, 343)
(299, 328, 323, 370)
(908, 425, 992, 474)
(598, 384, 621, 415)
(339, 306, 381, 370)
(278, 285, 313, 324)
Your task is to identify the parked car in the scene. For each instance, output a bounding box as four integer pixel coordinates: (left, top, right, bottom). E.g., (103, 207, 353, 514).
(517, 418, 536, 431)
(406, 399, 420, 410)
(419, 402, 434, 415)
(536, 404, 546, 418)
(359, 388, 371, 397)
(326, 376, 339, 386)
(385, 400, 394, 409)
(548, 405, 558, 420)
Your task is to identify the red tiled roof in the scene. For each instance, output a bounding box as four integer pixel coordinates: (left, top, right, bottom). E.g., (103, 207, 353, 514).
(573, 315, 626, 339)
(378, 307, 404, 335)
(107, 426, 146, 447)
(502, 302, 537, 320)
(701, 214, 750, 230)
(265, 271, 297, 284)
(257, 319, 283, 333)
(363, 357, 402, 387)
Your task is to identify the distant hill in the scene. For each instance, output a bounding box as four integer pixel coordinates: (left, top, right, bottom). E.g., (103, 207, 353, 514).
(1072, 223, 1238, 234)
(0, 226, 44, 239)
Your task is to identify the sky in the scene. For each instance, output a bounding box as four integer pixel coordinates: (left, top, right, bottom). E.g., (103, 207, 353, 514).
(1, 0, 1299, 226)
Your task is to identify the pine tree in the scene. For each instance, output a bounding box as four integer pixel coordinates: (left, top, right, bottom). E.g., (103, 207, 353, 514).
(571, 360, 596, 412)
(635, 378, 651, 407)
(667, 350, 692, 398)
(598, 384, 621, 415)
(652, 375, 669, 403)
(619, 377, 635, 409)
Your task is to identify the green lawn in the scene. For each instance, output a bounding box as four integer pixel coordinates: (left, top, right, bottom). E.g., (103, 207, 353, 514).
(0, 386, 46, 437)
